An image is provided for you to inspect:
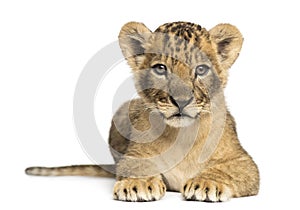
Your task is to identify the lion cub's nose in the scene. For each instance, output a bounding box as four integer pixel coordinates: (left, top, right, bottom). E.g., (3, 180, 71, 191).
(170, 96, 194, 112)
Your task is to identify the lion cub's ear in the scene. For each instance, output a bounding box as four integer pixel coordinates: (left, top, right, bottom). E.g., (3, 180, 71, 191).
(209, 24, 243, 73)
(119, 22, 152, 70)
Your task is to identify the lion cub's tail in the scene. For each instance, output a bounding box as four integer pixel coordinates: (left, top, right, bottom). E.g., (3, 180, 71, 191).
(25, 164, 115, 178)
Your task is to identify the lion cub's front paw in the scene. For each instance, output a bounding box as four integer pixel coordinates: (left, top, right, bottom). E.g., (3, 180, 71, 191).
(113, 177, 166, 202)
(182, 178, 232, 202)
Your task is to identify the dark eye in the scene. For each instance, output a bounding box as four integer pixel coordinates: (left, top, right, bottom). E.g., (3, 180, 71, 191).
(195, 64, 210, 76)
(152, 64, 167, 75)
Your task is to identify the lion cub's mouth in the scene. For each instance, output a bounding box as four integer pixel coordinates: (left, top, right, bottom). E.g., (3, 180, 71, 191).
(164, 112, 196, 127)
(167, 112, 193, 120)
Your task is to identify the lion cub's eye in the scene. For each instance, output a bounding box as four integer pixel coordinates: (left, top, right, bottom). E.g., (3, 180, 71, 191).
(195, 64, 210, 76)
(151, 64, 167, 76)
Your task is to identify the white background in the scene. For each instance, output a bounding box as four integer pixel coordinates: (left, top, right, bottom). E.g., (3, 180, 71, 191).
(1, 0, 300, 209)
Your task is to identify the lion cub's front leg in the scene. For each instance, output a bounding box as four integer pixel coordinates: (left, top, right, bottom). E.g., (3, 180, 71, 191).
(113, 176, 166, 202)
(181, 155, 259, 202)
(112, 154, 167, 202)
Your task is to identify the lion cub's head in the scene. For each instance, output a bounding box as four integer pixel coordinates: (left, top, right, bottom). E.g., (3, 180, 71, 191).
(118, 21, 243, 127)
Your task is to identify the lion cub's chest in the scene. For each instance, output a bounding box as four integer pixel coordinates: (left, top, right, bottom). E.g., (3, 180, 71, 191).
(161, 131, 206, 191)
(162, 147, 205, 191)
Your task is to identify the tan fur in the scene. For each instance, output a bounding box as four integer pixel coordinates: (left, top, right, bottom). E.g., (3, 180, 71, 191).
(26, 21, 259, 202)
(25, 165, 115, 177)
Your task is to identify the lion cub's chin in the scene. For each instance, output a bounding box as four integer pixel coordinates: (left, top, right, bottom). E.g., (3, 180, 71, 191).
(164, 116, 196, 128)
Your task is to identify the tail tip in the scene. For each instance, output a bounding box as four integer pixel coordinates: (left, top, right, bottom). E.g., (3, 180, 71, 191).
(25, 167, 41, 176)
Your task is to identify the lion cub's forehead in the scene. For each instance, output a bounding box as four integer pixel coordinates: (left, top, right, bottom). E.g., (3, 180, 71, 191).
(147, 22, 212, 66)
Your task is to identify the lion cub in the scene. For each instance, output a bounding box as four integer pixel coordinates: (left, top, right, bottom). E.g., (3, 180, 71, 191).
(26, 21, 259, 202)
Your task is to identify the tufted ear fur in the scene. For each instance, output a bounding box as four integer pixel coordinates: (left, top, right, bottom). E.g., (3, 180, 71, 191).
(209, 24, 243, 82)
(119, 22, 152, 70)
